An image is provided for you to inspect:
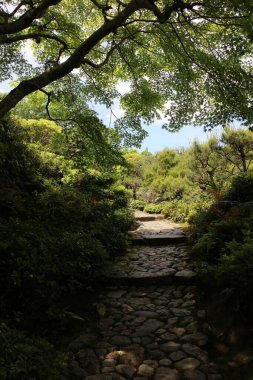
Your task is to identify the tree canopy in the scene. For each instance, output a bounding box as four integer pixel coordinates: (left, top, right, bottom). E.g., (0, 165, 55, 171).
(1, 0, 253, 134)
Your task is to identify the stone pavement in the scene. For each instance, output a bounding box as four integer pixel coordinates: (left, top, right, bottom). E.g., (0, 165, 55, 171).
(109, 245, 196, 284)
(129, 215, 186, 245)
(68, 216, 222, 380)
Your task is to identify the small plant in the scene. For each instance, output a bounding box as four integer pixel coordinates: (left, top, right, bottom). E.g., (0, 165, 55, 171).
(144, 203, 162, 214)
(130, 199, 146, 210)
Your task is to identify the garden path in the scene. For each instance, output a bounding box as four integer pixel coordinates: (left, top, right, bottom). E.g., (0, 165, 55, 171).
(68, 214, 221, 380)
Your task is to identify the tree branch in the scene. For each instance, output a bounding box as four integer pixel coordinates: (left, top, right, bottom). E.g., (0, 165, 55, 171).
(90, 0, 112, 11)
(0, 0, 62, 35)
(0, 0, 208, 118)
(39, 88, 54, 120)
(0, 32, 68, 49)
(0, 0, 148, 117)
(82, 40, 118, 68)
(159, 0, 204, 23)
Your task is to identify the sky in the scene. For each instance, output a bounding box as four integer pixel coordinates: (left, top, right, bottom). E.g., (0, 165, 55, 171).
(140, 124, 219, 153)
(90, 83, 223, 154)
(1, 43, 223, 153)
(95, 103, 222, 154)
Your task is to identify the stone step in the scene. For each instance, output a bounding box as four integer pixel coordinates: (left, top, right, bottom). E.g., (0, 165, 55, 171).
(106, 243, 197, 287)
(106, 271, 198, 286)
(134, 210, 165, 222)
(130, 235, 187, 245)
(135, 214, 165, 222)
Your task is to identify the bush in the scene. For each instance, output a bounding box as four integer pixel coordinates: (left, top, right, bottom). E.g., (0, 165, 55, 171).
(191, 218, 244, 263)
(0, 116, 135, 379)
(0, 116, 133, 324)
(213, 238, 253, 315)
(161, 200, 189, 222)
(130, 199, 146, 210)
(225, 171, 253, 203)
(190, 172, 253, 319)
(144, 203, 162, 214)
(0, 323, 66, 380)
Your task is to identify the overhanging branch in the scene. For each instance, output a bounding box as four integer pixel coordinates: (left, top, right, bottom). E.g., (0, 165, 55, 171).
(0, 0, 62, 35)
(0, 0, 222, 118)
(0, 33, 68, 50)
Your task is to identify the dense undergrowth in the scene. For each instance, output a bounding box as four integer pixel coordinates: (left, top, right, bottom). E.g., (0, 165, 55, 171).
(0, 116, 133, 379)
(190, 172, 253, 319)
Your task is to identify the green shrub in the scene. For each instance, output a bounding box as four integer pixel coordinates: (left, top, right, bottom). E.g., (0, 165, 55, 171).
(0, 116, 132, 319)
(0, 323, 66, 380)
(161, 200, 189, 222)
(130, 199, 146, 210)
(213, 238, 253, 315)
(191, 218, 244, 263)
(144, 203, 162, 214)
(225, 171, 253, 203)
(0, 116, 134, 379)
(190, 171, 253, 318)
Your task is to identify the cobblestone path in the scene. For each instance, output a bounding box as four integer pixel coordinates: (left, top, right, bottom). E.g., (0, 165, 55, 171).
(110, 245, 196, 283)
(68, 215, 221, 380)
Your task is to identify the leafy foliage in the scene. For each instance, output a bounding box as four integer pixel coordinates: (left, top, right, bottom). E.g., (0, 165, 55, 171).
(1, 0, 253, 136)
(0, 115, 133, 378)
(1, 116, 132, 308)
(0, 323, 66, 380)
(190, 172, 253, 318)
(144, 203, 163, 214)
(122, 128, 253, 224)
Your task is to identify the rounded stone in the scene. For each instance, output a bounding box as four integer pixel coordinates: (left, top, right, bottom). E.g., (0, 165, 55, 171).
(110, 335, 132, 346)
(160, 332, 177, 340)
(103, 359, 116, 367)
(169, 327, 186, 337)
(119, 346, 145, 367)
(116, 364, 136, 379)
(143, 360, 159, 368)
(182, 344, 208, 363)
(166, 318, 179, 326)
(171, 308, 191, 317)
(102, 367, 114, 373)
(160, 342, 181, 353)
(183, 370, 206, 380)
(147, 350, 165, 360)
(169, 350, 187, 362)
(174, 357, 200, 371)
(180, 333, 208, 346)
(175, 270, 196, 278)
(137, 364, 155, 377)
(159, 359, 172, 366)
(233, 351, 253, 364)
(154, 368, 180, 380)
(133, 319, 163, 336)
